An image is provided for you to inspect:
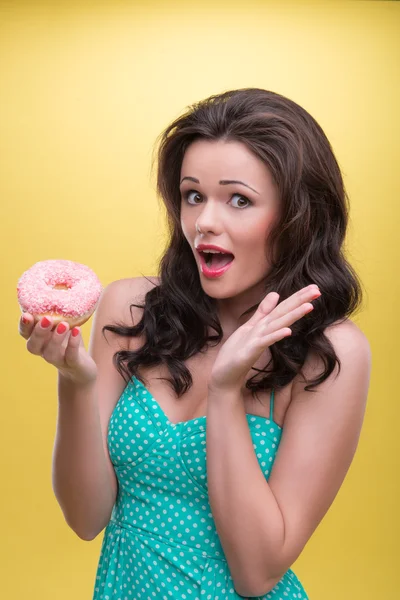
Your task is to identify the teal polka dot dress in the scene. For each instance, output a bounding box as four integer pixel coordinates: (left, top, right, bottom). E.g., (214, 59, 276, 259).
(92, 376, 309, 599)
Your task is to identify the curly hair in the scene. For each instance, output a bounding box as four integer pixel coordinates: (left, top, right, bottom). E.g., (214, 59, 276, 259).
(103, 88, 362, 396)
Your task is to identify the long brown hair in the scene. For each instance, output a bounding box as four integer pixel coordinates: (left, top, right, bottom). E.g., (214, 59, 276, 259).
(104, 88, 362, 395)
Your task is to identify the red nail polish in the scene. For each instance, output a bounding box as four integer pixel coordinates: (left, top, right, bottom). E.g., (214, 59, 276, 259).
(57, 323, 67, 334)
(41, 316, 51, 328)
(22, 316, 29, 324)
(71, 327, 79, 337)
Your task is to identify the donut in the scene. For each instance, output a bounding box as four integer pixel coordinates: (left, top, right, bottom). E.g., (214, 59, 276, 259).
(17, 259, 103, 329)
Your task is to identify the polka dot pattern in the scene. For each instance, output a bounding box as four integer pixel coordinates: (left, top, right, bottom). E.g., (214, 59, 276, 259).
(93, 377, 308, 599)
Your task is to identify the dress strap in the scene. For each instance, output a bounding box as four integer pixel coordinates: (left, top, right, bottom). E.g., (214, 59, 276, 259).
(269, 389, 275, 421)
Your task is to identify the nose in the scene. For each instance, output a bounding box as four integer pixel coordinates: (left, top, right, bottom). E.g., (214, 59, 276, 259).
(195, 200, 223, 235)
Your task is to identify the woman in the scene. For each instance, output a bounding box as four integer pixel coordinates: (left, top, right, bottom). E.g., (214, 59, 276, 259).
(19, 88, 371, 599)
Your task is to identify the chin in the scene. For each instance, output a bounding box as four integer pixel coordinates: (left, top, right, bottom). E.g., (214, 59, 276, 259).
(200, 281, 240, 299)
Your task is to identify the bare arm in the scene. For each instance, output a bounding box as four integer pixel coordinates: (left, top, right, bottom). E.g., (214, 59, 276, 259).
(52, 375, 117, 540)
(51, 280, 131, 539)
(206, 320, 371, 596)
(51, 278, 150, 540)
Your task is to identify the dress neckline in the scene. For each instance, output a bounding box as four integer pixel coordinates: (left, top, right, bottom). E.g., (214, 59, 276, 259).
(131, 376, 283, 431)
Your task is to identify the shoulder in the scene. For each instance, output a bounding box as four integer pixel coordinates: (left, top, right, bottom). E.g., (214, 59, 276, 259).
(104, 275, 160, 300)
(325, 318, 370, 358)
(294, 318, 371, 390)
(99, 276, 160, 320)
(289, 318, 372, 435)
(95, 276, 160, 352)
(329, 319, 372, 376)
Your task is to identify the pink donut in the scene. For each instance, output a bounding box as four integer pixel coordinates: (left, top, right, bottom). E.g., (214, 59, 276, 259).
(17, 259, 103, 328)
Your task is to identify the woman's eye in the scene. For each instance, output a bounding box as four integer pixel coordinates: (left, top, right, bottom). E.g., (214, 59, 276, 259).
(230, 193, 251, 209)
(184, 190, 203, 204)
(183, 190, 251, 208)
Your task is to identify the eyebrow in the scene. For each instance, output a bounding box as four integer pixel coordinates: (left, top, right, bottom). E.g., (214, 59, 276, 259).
(180, 176, 260, 195)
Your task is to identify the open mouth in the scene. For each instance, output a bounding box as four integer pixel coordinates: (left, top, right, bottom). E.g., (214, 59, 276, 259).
(199, 251, 235, 270)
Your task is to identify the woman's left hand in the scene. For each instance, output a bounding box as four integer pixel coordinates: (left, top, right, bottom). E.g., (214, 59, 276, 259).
(209, 284, 322, 392)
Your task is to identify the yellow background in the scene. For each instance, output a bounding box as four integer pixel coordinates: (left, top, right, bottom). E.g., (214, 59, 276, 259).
(1, 1, 398, 598)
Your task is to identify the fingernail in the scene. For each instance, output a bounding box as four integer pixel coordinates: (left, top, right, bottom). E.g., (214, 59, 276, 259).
(41, 316, 51, 328)
(71, 327, 79, 337)
(56, 323, 67, 334)
(22, 315, 29, 324)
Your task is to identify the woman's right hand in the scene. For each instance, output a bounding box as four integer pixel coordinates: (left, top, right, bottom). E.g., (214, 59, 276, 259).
(19, 313, 98, 386)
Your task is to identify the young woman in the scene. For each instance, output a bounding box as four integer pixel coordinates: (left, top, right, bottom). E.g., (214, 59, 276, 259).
(19, 88, 371, 599)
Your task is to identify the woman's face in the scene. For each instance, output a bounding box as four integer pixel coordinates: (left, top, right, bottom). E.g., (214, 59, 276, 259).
(180, 139, 280, 305)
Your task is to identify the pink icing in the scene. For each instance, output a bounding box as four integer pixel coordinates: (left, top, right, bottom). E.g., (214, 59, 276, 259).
(17, 259, 103, 317)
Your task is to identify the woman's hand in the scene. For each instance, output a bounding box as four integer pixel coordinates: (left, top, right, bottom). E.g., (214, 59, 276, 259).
(209, 284, 321, 392)
(19, 314, 98, 386)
